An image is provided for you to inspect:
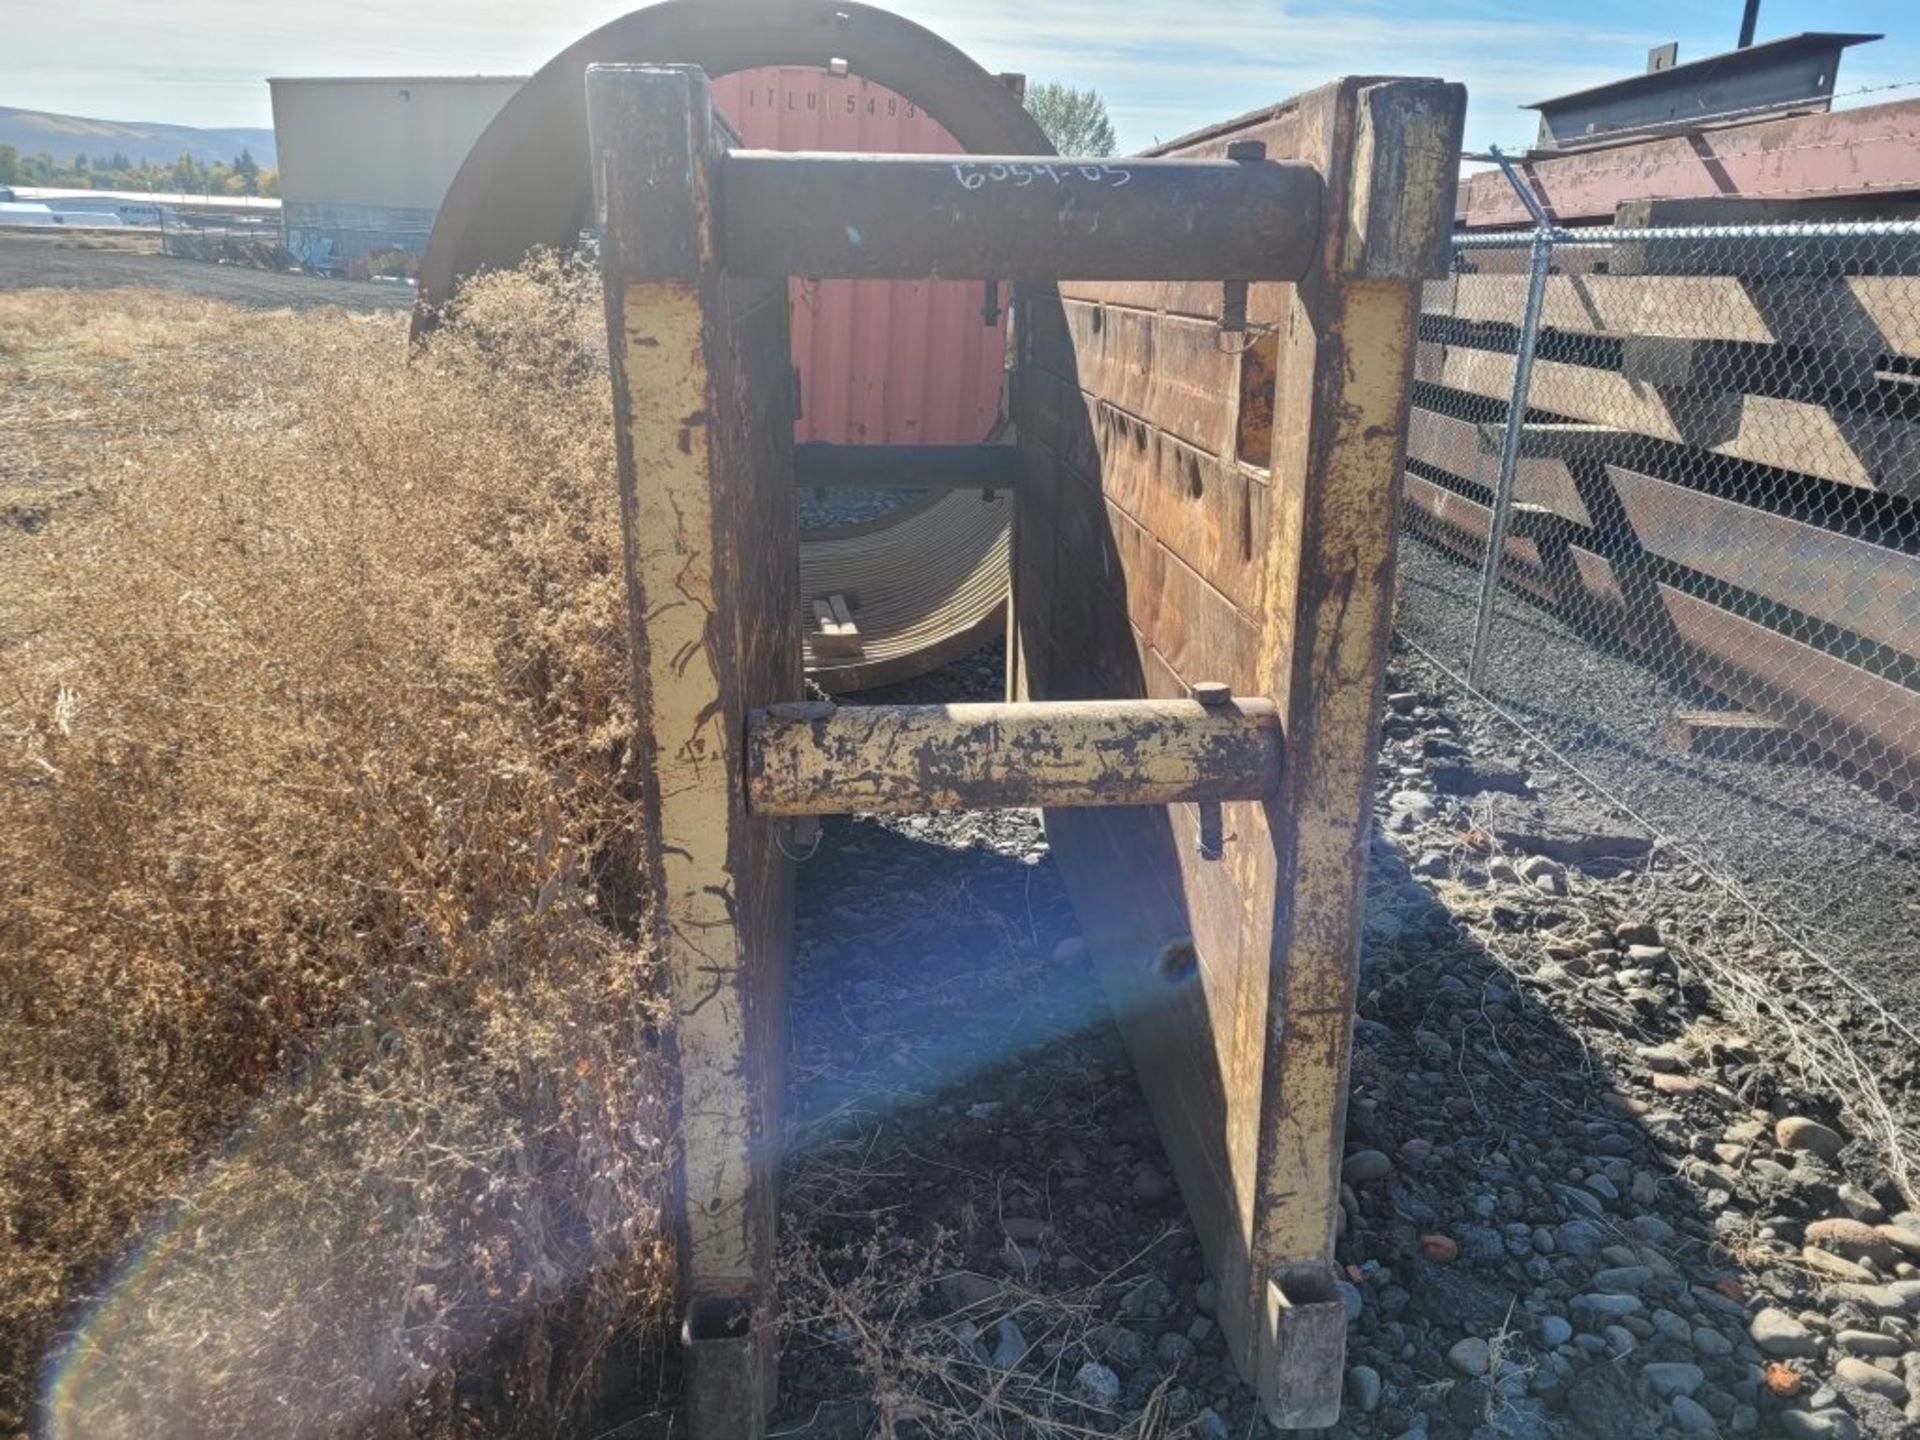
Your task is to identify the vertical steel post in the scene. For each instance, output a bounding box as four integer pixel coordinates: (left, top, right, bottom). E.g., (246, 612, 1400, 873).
(588, 63, 797, 1440)
(1468, 148, 1554, 689)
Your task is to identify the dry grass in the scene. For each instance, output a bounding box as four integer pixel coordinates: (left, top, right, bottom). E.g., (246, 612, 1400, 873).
(0, 260, 676, 1438)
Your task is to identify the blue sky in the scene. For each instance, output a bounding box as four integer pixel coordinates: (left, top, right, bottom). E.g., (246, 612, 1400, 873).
(6, 0, 1918, 152)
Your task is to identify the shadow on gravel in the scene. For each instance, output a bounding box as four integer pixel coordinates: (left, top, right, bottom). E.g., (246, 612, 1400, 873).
(1343, 836, 1743, 1440)
(597, 639, 1907, 1439)
(736, 766, 1771, 1440)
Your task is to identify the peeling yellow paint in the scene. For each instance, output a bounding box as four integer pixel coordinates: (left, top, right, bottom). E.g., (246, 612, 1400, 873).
(622, 279, 757, 1284)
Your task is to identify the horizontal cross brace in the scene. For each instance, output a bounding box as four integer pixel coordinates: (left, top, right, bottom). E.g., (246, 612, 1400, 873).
(745, 697, 1282, 816)
(791, 443, 1022, 491)
(718, 150, 1324, 281)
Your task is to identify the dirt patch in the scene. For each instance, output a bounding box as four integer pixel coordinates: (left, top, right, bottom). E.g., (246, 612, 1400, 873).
(0, 232, 409, 311)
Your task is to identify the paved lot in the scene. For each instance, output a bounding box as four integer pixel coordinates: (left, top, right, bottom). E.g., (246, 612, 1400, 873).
(0, 234, 411, 312)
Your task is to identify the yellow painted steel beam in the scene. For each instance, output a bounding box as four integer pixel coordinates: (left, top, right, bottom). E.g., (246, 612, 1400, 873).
(745, 697, 1283, 815)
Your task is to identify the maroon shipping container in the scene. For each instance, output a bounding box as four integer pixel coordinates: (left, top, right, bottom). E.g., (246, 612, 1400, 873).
(712, 67, 1007, 445)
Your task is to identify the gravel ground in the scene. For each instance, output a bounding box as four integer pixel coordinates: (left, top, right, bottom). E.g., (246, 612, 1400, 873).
(0, 233, 410, 311)
(798, 488, 926, 530)
(1392, 537, 1920, 1035)
(592, 637, 1920, 1438)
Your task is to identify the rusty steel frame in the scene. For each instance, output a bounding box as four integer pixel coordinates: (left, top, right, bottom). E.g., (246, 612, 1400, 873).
(591, 46, 1463, 1440)
(745, 696, 1283, 815)
(1011, 78, 1464, 1429)
(718, 150, 1324, 280)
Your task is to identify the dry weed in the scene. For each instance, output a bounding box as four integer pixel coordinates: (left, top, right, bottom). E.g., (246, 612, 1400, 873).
(1, 257, 675, 1437)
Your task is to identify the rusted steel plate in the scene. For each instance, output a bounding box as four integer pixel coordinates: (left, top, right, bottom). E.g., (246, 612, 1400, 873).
(1427, 271, 1920, 360)
(1606, 464, 1920, 661)
(1418, 340, 1920, 496)
(1021, 369, 1271, 613)
(1027, 299, 1240, 455)
(1016, 75, 1465, 1430)
(1402, 473, 1553, 591)
(744, 697, 1283, 814)
(1408, 455, 1920, 794)
(1458, 97, 1920, 229)
(1660, 583, 1920, 797)
(718, 152, 1324, 280)
(1405, 407, 1595, 527)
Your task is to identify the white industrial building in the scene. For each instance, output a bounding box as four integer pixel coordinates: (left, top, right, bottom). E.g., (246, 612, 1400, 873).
(267, 76, 524, 275)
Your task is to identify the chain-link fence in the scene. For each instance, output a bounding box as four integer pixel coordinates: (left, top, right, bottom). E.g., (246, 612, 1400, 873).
(1395, 217, 1920, 1022)
(157, 211, 293, 268)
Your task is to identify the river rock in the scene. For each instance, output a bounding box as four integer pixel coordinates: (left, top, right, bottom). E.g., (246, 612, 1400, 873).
(1875, 1224, 1920, 1257)
(1775, 1117, 1846, 1161)
(1833, 1357, 1908, 1405)
(1801, 1247, 1875, 1284)
(1347, 1363, 1383, 1413)
(1779, 1412, 1859, 1440)
(1642, 1362, 1706, 1398)
(1751, 1307, 1819, 1358)
(1593, 1264, 1653, 1294)
(1693, 1326, 1734, 1357)
(1671, 1394, 1717, 1435)
(1343, 1148, 1393, 1185)
(1573, 1292, 1645, 1321)
(1837, 1184, 1886, 1223)
(1073, 1361, 1121, 1406)
(1447, 1335, 1492, 1376)
(1835, 1329, 1903, 1357)
(1806, 1218, 1897, 1269)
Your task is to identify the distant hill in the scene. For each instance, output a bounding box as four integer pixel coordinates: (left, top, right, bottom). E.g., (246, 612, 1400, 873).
(0, 106, 275, 170)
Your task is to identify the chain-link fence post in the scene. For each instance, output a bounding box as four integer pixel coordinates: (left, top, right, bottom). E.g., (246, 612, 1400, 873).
(1467, 218, 1552, 688)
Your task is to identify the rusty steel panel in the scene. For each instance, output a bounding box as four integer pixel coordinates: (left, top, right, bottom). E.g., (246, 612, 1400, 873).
(1606, 464, 1920, 661)
(745, 696, 1283, 814)
(1014, 75, 1466, 1429)
(1458, 96, 1920, 229)
(1418, 339, 1920, 497)
(1660, 584, 1920, 796)
(1406, 408, 1595, 527)
(717, 150, 1325, 281)
(711, 65, 1008, 443)
(1427, 269, 1920, 359)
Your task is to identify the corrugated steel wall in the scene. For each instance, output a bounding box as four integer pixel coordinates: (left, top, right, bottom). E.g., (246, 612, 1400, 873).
(712, 67, 1008, 445)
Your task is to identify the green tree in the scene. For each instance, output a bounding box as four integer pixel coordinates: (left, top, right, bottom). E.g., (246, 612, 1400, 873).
(169, 152, 206, 193)
(0, 144, 18, 185)
(1023, 82, 1118, 156)
(233, 146, 259, 196)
